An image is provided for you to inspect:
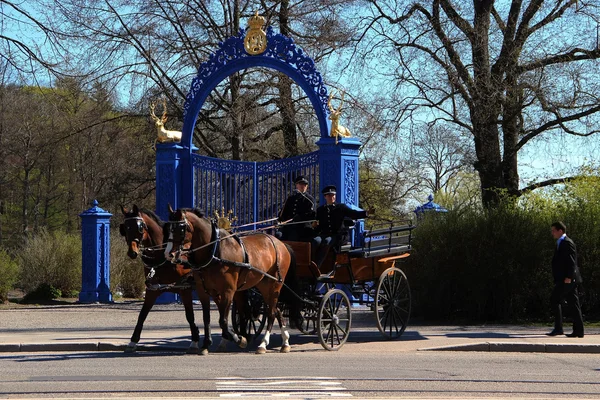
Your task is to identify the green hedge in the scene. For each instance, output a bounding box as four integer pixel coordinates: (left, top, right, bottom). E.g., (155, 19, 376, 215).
(404, 176, 600, 322)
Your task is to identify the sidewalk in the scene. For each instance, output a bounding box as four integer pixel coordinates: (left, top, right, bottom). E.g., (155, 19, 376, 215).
(1, 302, 599, 354)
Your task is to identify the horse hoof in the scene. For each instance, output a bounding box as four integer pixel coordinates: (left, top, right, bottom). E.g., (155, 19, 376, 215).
(186, 347, 199, 355)
(238, 337, 248, 349)
(255, 347, 267, 354)
(124, 346, 136, 354)
(199, 348, 209, 356)
(280, 345, 291, 353)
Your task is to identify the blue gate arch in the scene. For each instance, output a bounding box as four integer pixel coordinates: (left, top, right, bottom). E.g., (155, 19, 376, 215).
(155, 23, 362, 233)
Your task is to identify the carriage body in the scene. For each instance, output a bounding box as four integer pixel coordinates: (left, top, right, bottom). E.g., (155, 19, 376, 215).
(234, 220, 414, 351)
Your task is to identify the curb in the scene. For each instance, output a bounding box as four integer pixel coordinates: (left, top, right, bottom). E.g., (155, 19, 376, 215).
(0, 342, 193, 353)
(420, 342, 600, 354)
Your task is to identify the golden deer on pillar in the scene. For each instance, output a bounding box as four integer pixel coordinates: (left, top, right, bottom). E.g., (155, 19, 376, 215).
(150, 98, 182, 143)
(327, 90, 352, 144)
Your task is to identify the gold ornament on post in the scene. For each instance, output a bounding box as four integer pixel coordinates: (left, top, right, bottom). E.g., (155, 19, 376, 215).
(244, 11, 267, 55)
(150, 98, 182, 143)
(214, 207, 237, 232)
(327, 90, 352, 144)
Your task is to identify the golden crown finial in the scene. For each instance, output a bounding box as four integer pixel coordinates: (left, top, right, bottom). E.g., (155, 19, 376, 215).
(214, 207, 237, 231)
(244, 11, 267, 55)
(248, 11, 265, 29)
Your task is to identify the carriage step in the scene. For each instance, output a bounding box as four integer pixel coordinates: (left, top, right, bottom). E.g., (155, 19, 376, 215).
(316, 272, 335, 282)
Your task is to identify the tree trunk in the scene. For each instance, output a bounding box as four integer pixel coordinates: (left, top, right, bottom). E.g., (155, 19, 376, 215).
(277, 0, 298, 157)
(501, 76, 521, 196)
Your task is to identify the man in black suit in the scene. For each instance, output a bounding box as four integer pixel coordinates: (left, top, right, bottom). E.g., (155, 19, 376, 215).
(277, 175, 316, 241)
(547, 221, 584, 338)
(313, 185, 368, 268)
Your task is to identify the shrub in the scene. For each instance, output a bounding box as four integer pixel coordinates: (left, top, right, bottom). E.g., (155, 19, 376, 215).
(405, 176, 600, 323)
(22, 283, 62, 303)
(0, 249, 19, 303)
(110, 231, 145, 298)
(18, 229, 82, 296)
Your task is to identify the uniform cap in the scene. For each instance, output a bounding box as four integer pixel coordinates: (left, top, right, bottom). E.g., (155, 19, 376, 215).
(322, 185, 336, 195)
(294, 175, 309, 184)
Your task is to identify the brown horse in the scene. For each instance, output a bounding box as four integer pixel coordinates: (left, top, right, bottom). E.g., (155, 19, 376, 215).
(164, 206, 301, 354)
(119, 205, 213, 354)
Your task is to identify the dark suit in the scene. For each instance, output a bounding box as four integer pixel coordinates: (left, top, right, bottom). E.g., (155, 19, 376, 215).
(550, 236, 583, 335)
(313, 203, 367, 267)
(277, 190, 316, 241)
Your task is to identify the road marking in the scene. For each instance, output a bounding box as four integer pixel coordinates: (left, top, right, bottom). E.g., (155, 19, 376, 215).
(216, 377, 352, 397)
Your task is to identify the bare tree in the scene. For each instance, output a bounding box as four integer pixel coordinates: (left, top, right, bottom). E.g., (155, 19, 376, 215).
(412, 122, 473, 193)
(362, 0, 600, 206)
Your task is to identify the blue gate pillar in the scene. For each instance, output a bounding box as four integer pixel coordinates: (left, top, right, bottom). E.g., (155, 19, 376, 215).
(155, 142, 187, 221)
(79, 200, 113, 303)
(155, 142, 195, 304)
(316, 136, 363, 245)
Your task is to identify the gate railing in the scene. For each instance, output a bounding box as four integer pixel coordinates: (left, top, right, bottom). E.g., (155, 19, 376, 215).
(192, 151, 319, 228)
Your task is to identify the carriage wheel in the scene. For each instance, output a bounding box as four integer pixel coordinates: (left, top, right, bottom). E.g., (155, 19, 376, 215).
(232, 288, 266, 341)
(374, 265, 411, 339)
(317, 289, 352, 351)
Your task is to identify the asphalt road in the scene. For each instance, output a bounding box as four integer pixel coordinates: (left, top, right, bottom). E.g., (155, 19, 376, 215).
(1, 346, 599, 398)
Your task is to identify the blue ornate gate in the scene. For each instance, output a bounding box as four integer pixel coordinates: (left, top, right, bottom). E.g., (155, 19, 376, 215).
(155, 18, 362, 230)
(192, 151, 319, 227)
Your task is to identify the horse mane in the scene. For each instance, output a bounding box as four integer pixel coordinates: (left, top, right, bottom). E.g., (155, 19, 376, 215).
(139, 208, 164, 227)
(180, 208, 205, 219)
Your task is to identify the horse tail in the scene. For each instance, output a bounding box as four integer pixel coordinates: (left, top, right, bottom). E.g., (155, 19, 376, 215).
(281, 243, 303, 324)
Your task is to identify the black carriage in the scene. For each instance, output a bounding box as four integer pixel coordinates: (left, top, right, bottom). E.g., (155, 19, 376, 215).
(233, 221, 414, 351)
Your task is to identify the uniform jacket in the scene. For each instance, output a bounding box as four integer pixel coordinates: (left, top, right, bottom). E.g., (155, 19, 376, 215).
(552, 236, 582, 284)
(278, 190, 316, 228)
(315, 203, 367, 236)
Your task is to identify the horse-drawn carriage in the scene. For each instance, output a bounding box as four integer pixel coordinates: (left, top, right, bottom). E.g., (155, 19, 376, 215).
(231, 220, 414, 351)
(119, 15, 416, 354)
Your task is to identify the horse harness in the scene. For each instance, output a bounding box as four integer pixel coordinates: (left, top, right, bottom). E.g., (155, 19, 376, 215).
(173, 219, 283, 284)
(123, 216, 193, 292)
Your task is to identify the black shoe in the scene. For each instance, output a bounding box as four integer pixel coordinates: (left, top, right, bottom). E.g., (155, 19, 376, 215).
(546, 330, 564, 336)
(566, 332, 584, 338)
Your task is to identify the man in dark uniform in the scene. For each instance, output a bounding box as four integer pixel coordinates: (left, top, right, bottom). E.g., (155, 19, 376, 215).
(277, 175, 316, 241)
(313, 185, 368, 268)
(547, 221, 584, 338)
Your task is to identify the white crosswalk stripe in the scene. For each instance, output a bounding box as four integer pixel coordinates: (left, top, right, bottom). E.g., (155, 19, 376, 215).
(216, 376, 352, 397)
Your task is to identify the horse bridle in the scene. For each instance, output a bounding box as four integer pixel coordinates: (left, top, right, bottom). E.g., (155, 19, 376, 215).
(120, 217, 148, 243)
(165, 216, 221, 269)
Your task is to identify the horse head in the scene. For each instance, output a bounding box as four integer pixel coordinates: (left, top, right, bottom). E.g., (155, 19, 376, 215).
(164, 205, 212, 264)
(164, 205, 193, 263)
(120, 204, 149, 259)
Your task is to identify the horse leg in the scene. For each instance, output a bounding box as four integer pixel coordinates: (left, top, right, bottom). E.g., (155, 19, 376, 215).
(216, 291, 247, 352)
(198, 289, 212, 355)
(278, 307, 291, 353)
(126, 289, 159, 353)
(256, 291, 281, 354)
(179, 289, 200, 354)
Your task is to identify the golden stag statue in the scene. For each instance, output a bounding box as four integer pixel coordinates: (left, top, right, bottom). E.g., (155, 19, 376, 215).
(150, 99, 182, 143)
(327, 90, 352, 144)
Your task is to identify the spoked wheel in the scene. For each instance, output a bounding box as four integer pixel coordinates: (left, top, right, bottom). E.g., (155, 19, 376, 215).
(317, 289, 352, 351)
(232, 288, 266, 342)
(374, 266, 411, 339)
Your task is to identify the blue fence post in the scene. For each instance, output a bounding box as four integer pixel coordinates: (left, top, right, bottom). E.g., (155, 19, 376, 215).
(155, 142, 187, 220)
(316, 136, 363, 246)
(79, 200, 113, 303)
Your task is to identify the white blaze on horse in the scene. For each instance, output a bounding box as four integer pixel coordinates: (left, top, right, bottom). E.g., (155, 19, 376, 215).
(150, 99, 182, 143)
